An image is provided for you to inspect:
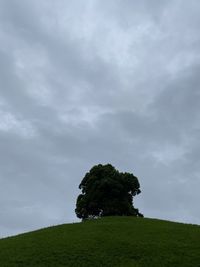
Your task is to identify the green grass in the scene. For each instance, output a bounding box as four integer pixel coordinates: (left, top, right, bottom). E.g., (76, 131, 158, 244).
(0, 217, 199, 267)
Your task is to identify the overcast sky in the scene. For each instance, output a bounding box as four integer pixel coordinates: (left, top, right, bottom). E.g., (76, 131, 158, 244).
(0, 0, 200, 237)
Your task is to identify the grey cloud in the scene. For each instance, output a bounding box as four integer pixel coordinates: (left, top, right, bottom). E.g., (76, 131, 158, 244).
(0, 0, 200, 237)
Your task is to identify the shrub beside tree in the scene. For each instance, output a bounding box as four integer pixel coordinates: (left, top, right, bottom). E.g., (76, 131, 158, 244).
(75, 164, 143, 220)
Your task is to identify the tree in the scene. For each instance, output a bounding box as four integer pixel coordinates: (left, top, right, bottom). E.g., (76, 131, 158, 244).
(75, 164, 143, 220)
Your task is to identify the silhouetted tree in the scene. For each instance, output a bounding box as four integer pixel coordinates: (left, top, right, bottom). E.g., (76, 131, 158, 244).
(75, 164, 143, 219)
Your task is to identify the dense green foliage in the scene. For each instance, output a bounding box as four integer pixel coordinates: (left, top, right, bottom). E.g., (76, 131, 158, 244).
(0, 217, 199, 267)
(75, 164, 142, 219)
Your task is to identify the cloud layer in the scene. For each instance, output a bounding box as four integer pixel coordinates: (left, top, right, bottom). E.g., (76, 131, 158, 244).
(0, 0, 200, 237)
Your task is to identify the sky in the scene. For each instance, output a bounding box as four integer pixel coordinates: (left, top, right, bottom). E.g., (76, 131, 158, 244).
(0, 0, 200, 238)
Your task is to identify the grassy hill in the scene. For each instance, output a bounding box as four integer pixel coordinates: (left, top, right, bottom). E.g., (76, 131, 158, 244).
(0, 217, 199, 267)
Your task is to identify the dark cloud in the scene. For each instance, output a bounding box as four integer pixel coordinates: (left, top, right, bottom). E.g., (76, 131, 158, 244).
(0, 0, 200, 237)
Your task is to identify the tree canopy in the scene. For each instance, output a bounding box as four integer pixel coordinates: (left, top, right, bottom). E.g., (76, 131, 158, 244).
(75, 164, 143, 219)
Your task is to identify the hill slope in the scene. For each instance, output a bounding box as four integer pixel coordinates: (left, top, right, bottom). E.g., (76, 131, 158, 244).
(0, 217, 199, 267)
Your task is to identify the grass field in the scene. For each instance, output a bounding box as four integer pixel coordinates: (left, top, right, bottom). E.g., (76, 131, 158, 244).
(0, 216, 199, 267)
